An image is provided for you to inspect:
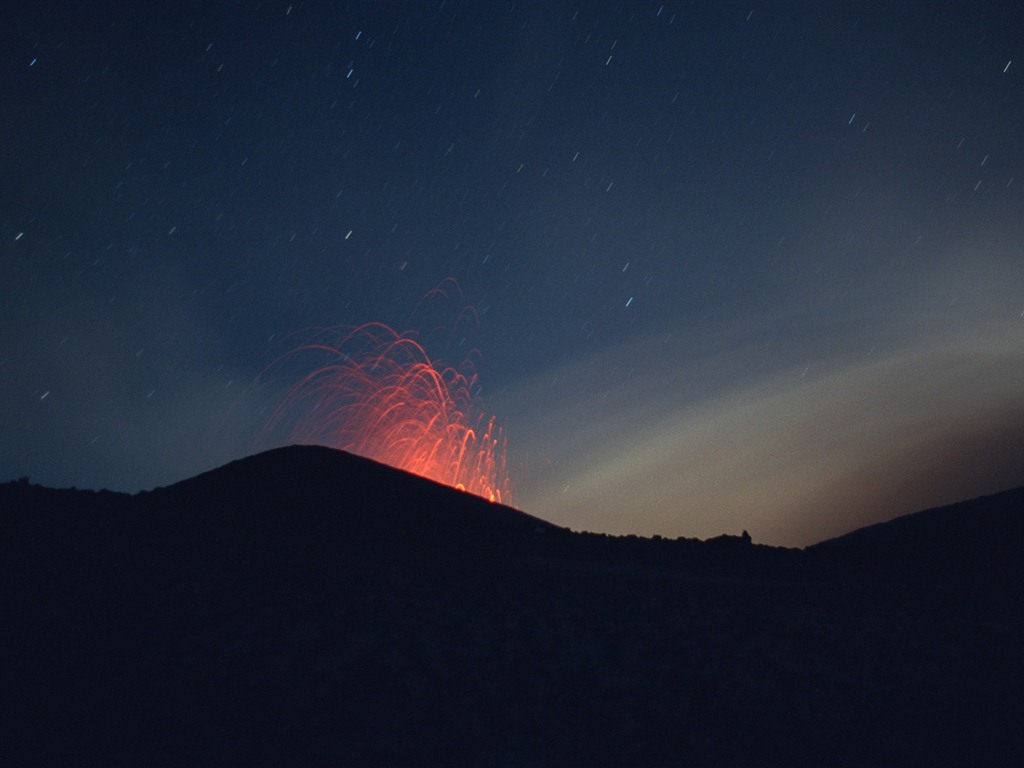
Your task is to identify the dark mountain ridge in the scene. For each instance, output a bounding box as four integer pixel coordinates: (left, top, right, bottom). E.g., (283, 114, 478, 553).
(5, 444, 1019, 580)
(148, 445, 562, 545)
(3, 446, 1022, 766)
(807, 484, 1024, 577)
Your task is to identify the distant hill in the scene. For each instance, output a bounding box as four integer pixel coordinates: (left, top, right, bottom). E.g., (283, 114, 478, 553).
(807, 484, 1024, 578)
(2, 446, 1022, 766)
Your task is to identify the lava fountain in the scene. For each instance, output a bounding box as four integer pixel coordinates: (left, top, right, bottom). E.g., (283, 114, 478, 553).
(260, 322, 511, 504)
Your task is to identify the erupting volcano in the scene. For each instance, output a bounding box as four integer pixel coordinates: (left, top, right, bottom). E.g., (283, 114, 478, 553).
(260, 321, 511, 505)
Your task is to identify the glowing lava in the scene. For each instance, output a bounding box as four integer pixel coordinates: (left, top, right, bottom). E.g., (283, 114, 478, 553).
(261, 322, 511, 504)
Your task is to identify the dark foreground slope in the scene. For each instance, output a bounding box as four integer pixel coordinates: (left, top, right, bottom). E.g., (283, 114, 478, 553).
(3, 446, 1023, 766)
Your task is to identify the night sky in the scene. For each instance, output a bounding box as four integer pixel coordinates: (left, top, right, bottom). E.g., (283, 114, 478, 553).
(4, 1, 1024, 546)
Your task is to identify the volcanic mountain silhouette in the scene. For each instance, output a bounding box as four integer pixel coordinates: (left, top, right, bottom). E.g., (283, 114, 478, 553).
(3, 446, 1022, 766)
(148, 445, 560, 552)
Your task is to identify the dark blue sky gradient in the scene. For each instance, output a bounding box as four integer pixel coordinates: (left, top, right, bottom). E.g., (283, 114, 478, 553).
(4, 1, 1024, 544)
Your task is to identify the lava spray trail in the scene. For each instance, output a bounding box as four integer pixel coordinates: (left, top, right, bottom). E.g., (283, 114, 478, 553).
(259, 318, 511, 505)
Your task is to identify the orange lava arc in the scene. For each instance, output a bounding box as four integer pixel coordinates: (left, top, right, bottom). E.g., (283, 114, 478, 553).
(262, 323, 511, 505)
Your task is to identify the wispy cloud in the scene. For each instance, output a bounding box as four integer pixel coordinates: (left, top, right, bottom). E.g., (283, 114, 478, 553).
(498, 270, 1024, 547)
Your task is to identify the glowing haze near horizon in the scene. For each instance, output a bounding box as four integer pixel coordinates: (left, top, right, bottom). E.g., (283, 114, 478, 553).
(3, 1, 1024, 546)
